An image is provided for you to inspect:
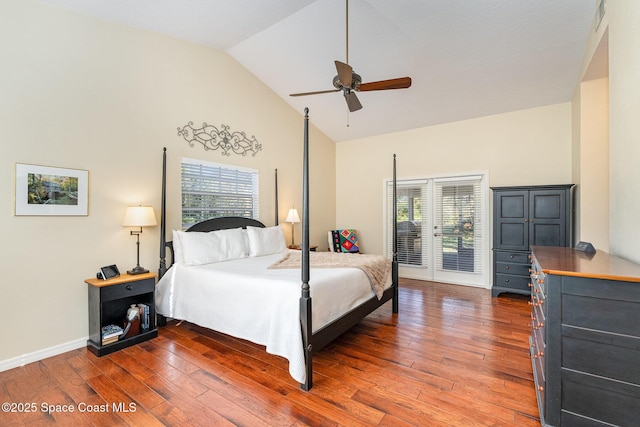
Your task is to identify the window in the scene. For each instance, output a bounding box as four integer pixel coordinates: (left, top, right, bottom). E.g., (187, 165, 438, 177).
(181, 158, 259, 229)
(386, 179, 429, 268)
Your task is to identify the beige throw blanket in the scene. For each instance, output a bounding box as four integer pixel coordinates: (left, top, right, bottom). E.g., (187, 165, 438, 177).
(269, 251, 391, 299)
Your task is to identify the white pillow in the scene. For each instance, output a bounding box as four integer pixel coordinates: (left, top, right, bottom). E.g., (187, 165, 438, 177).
(175, 227, 249, 266)
(172, 229, 185, 265)
(246, 225, 287, 257)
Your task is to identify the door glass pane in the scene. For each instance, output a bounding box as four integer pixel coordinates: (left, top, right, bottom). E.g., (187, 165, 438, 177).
(440, 184, 475, 271)
(397, 186, 423, 265)
(386, 180, 428, 268)
(434, 177, 484, 276)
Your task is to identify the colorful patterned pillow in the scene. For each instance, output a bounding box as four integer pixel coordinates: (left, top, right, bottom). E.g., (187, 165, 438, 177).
(330, 229, 360, 253)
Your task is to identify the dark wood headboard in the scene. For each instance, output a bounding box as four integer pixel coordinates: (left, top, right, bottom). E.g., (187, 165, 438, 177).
(185, 216, 265, 232)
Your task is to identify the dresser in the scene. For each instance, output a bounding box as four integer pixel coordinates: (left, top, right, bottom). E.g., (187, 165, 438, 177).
(492, 184, 573, 297)
(530, 246, 640, 426)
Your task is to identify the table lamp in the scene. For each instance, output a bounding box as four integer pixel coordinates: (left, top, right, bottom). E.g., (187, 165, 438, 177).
(123, 205, 157, 274)
(285, 207, 300, 247)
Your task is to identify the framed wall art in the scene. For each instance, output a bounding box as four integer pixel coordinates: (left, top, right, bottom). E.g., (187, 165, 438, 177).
(15, 163, 89, 216)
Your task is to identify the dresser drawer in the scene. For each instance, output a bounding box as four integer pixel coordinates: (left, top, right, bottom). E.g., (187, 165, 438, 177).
(495, 251, 529, 264)
(496, 261, 530, 277)
(495, 273, 530, 292)
(530, 336, 546, 421)
(533, 271, 546, 296)
(532, 301, 545, 338)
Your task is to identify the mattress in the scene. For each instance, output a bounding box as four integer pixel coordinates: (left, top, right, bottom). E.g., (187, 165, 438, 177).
(155, 251, 392, 383)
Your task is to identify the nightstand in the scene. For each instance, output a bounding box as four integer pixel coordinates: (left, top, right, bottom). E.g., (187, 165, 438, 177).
(288, 245, 317, 251)
(84, 272, 158, 356)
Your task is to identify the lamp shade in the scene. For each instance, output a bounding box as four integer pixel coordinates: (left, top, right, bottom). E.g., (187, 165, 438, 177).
(285, 208, 300, 224)
(123, 206, 157, 227)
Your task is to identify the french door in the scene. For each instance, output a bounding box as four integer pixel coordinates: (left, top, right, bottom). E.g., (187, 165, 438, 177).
(432, 176, 487, 287)
(386, 173, 489, 288)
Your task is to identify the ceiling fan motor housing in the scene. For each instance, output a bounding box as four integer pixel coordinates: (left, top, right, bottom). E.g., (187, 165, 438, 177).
(333, 72, 362, 90)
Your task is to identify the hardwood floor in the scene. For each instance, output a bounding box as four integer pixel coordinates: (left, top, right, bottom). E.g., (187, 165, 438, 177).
(0, 279, 539, 426)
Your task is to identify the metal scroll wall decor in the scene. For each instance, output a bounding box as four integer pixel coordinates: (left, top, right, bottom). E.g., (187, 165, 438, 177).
(177, 121, 262, 156)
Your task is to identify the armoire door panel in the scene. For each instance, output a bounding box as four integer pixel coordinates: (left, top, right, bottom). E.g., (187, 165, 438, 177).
(531, 192, 563, 220)
(500, 194, 526, 218)
(499, 223, 527, 249)
(531, 223, 564, 246)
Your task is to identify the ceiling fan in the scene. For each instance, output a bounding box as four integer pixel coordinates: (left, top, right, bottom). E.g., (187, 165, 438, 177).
(289, 0, 412, 112)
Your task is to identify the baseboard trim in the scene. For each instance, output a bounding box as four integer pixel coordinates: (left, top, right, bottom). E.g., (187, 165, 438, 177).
(0, 338, 87, 372)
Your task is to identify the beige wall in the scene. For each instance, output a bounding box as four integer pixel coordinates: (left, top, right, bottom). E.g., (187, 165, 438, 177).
(0, 0, 335, 366)
(577, 78, 610, 251)
(336, 103, 573, 258)
(607, 1, 640, 262)
(574, 0, 640, 260)
(571, 83, 582, 242)
(572, 3, 611, 253)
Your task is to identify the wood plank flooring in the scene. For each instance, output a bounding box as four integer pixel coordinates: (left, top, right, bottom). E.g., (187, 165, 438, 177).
(0, 279, 539, 426)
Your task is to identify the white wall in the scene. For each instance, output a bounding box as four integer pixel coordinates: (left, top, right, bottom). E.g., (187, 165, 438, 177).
(0, 0, 335, 367)
(336, 103, 573, 257)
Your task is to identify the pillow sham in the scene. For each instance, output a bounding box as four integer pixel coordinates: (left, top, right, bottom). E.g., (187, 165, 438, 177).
(172, 229, 185, 265)
(246, 225, 287, 257)
(174, 227, 249, 266)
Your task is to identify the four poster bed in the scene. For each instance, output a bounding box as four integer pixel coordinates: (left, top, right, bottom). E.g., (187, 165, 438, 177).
(156, 108, 399, 390)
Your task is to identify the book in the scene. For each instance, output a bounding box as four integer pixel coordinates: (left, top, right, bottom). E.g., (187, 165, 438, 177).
(101, 324, 124, 340)
(138, 303, 150, 332)
(102, 335, 120, 345)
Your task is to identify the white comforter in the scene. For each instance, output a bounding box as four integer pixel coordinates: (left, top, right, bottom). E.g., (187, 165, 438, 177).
(155, 251, 392, 384)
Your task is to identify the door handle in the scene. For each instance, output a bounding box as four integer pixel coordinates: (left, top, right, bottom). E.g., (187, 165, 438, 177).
(434, 233, 441, 237)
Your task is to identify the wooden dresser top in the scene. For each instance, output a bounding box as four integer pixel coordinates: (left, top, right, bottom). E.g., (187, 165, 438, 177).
(531, 246, 640, 283)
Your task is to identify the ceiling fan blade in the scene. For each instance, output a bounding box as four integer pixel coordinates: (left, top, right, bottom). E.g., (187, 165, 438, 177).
(290, 89, 340, 97)
(344, 91, 362, 112)
(335, 60, 353, 88)
(358, 77, 412, 92)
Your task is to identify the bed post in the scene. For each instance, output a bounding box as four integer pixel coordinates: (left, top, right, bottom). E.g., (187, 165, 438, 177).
(275, 168, 279, 225)
(300, 107, 313, 391)
(392, 154, 399, 313)
(159, 147, 167, 279)
(158, 147, 168, 327)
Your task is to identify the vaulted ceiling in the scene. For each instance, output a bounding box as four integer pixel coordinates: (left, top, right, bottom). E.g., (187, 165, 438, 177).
(39, 0, 598, 142)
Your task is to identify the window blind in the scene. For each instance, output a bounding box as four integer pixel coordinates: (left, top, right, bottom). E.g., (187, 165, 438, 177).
(433, 176, 484, 274)
(181, 158, 259, 229)
(386, 179, 429, 268)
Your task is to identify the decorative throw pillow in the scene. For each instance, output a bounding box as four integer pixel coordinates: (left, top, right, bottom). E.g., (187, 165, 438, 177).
(330, 229, 360, 253)
(246, 225, 287, 257)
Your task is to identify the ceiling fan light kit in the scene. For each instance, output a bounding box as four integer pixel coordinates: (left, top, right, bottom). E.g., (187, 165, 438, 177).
(289, 0, 411, 113)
